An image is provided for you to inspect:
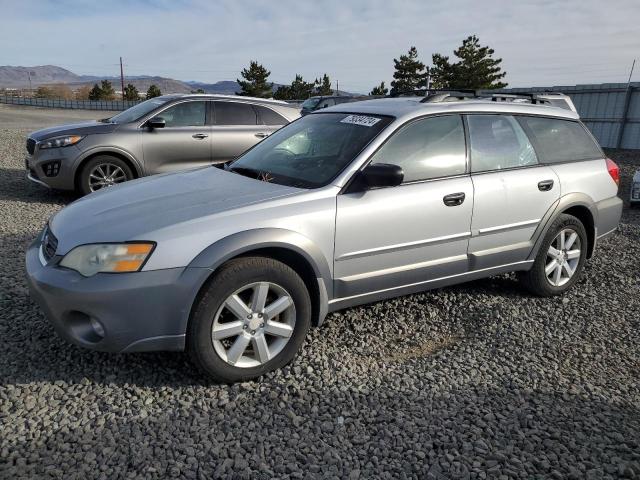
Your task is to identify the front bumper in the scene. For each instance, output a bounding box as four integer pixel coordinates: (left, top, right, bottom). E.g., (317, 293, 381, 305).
(25, 236, 211, 353)
(25, 144, 80, 190)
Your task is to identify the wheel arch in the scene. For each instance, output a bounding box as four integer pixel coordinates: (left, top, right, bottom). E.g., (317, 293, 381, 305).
(187, 229, 332, 328)
(529, 193, 597, 261)
(73, 148, 142, 191)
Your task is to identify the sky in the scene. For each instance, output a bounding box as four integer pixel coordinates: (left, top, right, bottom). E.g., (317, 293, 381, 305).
(1, 0, 639, 92)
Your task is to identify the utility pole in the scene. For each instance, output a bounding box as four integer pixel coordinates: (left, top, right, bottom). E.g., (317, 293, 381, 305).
(27, 71, 32, 94)
(120, 57, 125, 100)
(616, 59, 636, 148)
(336, 79, 339, 95)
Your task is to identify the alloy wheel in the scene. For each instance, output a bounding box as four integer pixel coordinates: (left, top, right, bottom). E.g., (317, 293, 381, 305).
(88, 163, 127, 191)
(545, 228, 581, 287)
(211, 282, 296, 368)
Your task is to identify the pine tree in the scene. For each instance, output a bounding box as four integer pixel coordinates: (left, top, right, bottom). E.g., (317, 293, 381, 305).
(273, 85, 291, 100)
(289, 75, 316, 100)
(237, 61, 273, 98)
(316, 74, 332, 95)
(100, 80, 115, 100)
(123, 83, 139, 101)
(430, 35, 507, 89)
(146, 84, 162, 99)
(369, 81, 388, 96)
(390, 46, 428, 96)
(88, 83, 103, 101)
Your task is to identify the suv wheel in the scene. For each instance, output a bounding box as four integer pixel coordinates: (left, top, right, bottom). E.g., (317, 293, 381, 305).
(187, 257, 311, 382)
(519, 214, 588, 296)
(79, 155, 133, 195)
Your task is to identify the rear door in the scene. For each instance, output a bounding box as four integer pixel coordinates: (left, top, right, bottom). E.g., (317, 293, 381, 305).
(466, 114, 560, 269)
(141, 100, 211, 174)
(211, 101, 279, 164)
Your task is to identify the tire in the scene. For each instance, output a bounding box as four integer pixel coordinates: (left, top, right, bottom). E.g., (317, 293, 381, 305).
(78, 155, 133, 195)
(519, 214, 588, 297)
(187, 256, 311, 383)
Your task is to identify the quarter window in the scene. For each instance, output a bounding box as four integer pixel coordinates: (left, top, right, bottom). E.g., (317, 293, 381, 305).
(370, 115, 466, 182)
(158, 101, 206, 127)
(254, 105, 288, 126)
(214, 101, 257, 126)
(467, 115, 538, 172)
(516, 116, 602, 163)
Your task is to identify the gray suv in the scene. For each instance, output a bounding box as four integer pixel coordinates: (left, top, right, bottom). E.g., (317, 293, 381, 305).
(25, 93, 622, 382)
(25, 94, 301, 194)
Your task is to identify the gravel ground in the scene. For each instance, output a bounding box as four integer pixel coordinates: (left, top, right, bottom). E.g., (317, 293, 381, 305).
(1, 108, 639, 479)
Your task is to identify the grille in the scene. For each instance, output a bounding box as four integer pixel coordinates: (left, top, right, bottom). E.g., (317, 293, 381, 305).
(26, 138, 36, 155)
(42, 228, 58, 262)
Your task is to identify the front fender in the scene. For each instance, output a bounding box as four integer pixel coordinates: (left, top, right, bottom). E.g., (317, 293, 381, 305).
(188, 227, 333, 299)
(74, 146, 143, 177)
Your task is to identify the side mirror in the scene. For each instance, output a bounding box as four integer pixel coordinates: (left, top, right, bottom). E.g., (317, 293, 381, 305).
(146, 117, 165, 129)
(348, 163, 404, 192)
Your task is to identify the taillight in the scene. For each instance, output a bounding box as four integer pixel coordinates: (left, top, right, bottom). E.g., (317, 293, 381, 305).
(606, 158, 620, 186)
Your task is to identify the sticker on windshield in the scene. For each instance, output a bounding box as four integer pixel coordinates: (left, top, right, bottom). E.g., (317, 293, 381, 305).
(340, 115, 381, 127)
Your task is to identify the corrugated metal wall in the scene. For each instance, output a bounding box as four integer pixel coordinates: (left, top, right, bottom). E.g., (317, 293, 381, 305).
(502, 83, 640, 149)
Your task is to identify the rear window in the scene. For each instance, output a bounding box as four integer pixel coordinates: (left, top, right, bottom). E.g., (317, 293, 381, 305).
(254, 105, 288, 126)
(517, 116, 602, 163)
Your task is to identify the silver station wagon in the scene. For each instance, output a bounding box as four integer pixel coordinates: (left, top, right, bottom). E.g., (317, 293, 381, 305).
(26, 92, 623, 382)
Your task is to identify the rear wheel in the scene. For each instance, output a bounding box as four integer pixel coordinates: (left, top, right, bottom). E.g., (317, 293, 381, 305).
(519, 214, 588, 296)
(79, 155, 133, 195)
(187, 257, 311, 383)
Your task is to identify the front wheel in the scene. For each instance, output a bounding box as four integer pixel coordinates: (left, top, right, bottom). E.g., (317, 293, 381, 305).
(187, 257, 311, 383)
(519, 214, 588, 296)
(79, 155, 133, 195)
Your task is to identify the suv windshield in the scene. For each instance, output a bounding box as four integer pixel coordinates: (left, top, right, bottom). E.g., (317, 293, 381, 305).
(107, 98, 171, 124)
(229, 112, 392, 188)
(301, 98, 321, 110)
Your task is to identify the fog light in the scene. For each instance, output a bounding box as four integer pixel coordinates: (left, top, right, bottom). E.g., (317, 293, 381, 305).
(90, 317, 105, 338)
(42, 161, 61, 177)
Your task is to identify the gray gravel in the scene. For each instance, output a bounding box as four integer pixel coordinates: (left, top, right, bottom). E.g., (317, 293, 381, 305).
(1, 108, 640, 479)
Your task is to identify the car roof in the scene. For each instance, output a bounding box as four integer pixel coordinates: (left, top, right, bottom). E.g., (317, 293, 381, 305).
(320, 97, 581, 122)
(160, 93, 297, 109)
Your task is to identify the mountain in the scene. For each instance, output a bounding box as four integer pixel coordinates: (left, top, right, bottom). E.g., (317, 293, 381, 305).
(0, 65, 82, 87)
(0, 65, 359, 96)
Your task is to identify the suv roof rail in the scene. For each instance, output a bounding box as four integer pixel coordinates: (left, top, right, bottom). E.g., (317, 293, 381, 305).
(414, 89, 577, 112)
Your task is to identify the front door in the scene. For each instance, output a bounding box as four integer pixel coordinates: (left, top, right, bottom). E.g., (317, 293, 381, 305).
(333, 114, 473, 300)
(465, 114, 561, 269)
(141, 100, 211, 174)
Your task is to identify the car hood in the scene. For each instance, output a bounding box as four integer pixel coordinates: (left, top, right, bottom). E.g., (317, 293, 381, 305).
(50, 167, 301, 255)
(29, 120, 118, 141)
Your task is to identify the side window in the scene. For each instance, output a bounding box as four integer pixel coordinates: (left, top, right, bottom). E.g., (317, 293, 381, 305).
(214, 101, 257, 126)
(318, 99, 335, 109)
(370, 115, 466, 182)
(159, 101, 206, 127)
(517, 116, 602, 163)
(467, 115, 538, 173)
(254, 105, 288, 126)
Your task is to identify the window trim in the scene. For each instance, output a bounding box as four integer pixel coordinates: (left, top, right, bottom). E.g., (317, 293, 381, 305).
(344, 113, 470, 190)
(513, 114, 604, 165)
(136, 98, 209, 129)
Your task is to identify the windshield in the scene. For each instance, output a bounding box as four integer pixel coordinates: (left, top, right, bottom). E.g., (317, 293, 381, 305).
(107, 98, 170, 123)
(229, 112, 393, 188)
(301, 97, 321, 110)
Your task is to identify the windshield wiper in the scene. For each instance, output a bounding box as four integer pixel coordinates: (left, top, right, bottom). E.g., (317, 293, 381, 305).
(228, 166, 260, 179)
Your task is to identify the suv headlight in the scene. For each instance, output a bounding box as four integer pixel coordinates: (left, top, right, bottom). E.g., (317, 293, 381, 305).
(39, 135, 84, 149)
(59, 243, 155, 277)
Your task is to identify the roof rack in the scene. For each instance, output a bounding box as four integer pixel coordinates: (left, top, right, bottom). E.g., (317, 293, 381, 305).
(419, 89, 554, 105)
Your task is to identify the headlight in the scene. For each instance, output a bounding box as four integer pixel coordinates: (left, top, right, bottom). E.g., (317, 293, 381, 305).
(39, 135, 84, 149)
(59, 243, 155, 277)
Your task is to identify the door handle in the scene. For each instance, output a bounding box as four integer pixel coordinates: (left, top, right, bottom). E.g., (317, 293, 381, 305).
(538, 179, 554, 191)
(443, 192, 466, 207)
(192, 133, 208, 139)
(255, 132, 269, 138)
